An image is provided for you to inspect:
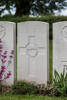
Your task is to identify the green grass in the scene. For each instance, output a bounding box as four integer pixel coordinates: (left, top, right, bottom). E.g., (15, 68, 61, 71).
(0, 95, 67, 100)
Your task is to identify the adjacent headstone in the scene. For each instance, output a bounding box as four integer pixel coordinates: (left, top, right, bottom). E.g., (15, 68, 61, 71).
(53, 21, 67, 75)
(0, 21, 16, 85)
(17, 21, 49, 84)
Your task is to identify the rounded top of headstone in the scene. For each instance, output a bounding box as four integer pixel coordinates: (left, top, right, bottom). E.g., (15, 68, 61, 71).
(0, 21, 15, 24)
(53, 21, 67, 25)
(18, 21, 49, 25)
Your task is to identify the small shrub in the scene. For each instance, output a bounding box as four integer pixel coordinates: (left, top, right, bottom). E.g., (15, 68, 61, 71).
(12, 81, 39, 95)
(11, 81, 61, 96)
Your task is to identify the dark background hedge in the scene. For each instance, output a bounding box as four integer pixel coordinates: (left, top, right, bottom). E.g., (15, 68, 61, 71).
(0, 15, 67, 40)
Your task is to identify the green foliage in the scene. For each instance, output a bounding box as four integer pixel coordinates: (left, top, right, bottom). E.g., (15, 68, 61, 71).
(53, 69, 67, 96)
(6, 81, 60, 96)
(0, 73, 67, 97)
(12, 81, 39, 95)
(0, 0, 13, 15)
(0, 95, 67, 100)
(0, 0, 66, 16)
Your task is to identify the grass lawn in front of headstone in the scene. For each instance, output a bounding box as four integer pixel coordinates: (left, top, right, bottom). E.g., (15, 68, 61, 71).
(0, 95, 67, 100)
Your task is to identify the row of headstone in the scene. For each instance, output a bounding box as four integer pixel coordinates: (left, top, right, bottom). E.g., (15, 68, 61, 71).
(0, 21, 67, 86)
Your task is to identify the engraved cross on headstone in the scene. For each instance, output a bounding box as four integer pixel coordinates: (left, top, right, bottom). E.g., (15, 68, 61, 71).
(20, 35, 45, 57)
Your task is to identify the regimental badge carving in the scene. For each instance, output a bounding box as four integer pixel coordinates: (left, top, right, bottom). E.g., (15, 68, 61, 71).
(0, 25, 6, 39)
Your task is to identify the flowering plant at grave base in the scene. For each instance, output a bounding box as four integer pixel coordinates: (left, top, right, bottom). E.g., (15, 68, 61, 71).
(0, 39, 14, 84)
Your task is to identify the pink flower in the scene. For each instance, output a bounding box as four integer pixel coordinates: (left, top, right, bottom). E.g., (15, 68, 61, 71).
(11, 50, 14, 54)
(7, 71, 11, 76)
(0, 40, 13, 82)
(2, 55, 7, 58)
(4, 51, 7, 55)
(1, 65, 6, 70)
(0, 66, 6, 75)
(1, 59, 6, 63)
(5, 71, 11, 79)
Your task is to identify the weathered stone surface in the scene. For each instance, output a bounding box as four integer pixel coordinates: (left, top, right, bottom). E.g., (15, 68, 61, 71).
(53, 21, 67, 75)
(0, 21, 16, 85)
(17, 21, 49, 84)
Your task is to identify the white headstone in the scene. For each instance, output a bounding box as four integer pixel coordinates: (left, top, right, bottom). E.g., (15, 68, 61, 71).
(0, 21, 16, 85)
(17, 21, 49, 84)
(53, 21, 67, 75)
